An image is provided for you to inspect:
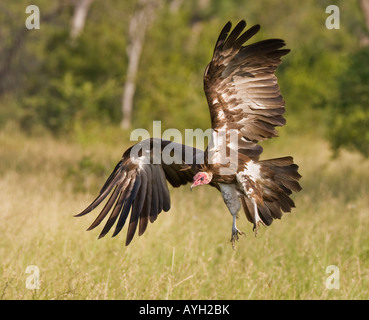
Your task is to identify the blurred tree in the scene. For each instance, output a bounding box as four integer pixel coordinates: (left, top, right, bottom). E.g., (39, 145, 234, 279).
(70, 0, 95, 42)
(326, 0, 369, 157)
(0, 1, 67, 95)
(327, 47, 369, 157)
(0, 0, 366, 155)
(359, 0, 369, 45)
(121, 0, 163, 130)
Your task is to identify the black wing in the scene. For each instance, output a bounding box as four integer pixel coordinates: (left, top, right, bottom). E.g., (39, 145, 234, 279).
(75, 138, 204, 245)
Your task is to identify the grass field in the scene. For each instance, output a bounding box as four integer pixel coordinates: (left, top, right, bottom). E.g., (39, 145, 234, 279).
(1, 125, 369, 300)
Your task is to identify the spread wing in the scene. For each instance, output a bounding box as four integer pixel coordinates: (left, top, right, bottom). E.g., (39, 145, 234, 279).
(75, 138, 204, 246)
(204, 20, 290, 160)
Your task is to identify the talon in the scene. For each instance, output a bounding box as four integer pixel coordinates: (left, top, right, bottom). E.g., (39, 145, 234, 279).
(230, 235, 238, 250)
(253, 221, 265, 237)
(231, 239, 236, 250)
(230, 227, 245, 249)
(251, 198, 265, 237)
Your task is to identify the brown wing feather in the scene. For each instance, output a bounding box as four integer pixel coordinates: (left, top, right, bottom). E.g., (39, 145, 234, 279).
(204, 20, 290, 160)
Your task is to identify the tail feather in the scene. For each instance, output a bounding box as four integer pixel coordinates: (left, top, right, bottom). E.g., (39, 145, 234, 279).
(259, 156, 301, 219)
(240, 156, 301, 227)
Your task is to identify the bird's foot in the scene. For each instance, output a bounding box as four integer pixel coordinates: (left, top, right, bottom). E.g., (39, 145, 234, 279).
(230, 227, 245, 250)
(252, 220, 265, 237)
(252, 199, 265, 237)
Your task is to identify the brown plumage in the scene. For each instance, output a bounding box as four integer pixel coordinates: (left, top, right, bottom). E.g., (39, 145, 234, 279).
(76, 19, 301, 247)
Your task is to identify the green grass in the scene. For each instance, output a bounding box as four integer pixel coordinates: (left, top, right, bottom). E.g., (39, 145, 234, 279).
(1, 126, 369, 300)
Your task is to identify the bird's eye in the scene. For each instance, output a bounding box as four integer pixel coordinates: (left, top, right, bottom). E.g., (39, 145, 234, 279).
(200, 177, 204, 181)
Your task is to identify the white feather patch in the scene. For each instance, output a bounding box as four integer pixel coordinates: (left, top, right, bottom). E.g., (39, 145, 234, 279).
(217, 109, 226, 120)
(245, 161, 261, 181)
(237, 160, 261, 184)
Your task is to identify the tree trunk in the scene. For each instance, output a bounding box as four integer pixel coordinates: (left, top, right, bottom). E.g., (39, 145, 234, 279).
(70, 0, 94, 41)
(120, 0, 162, 130)
(169, 0, 184, 13)
(121, 37, 143, 130)
(359, 0, 369, 46)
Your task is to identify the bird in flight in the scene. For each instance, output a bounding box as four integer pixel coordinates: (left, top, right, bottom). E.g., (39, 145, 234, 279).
(76, 19, 302, 248)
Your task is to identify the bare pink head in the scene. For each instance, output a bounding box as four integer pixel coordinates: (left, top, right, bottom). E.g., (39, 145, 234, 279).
(191, 172, 213, 190)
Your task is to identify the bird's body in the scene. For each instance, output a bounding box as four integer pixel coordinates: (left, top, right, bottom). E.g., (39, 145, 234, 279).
(76, 19, 301, 247)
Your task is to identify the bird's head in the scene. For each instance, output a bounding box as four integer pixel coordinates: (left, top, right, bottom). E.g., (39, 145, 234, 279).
(190, 171, 213, 190)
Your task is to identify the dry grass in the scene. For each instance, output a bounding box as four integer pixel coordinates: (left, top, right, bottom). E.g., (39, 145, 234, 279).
(1, 126, 369, 300)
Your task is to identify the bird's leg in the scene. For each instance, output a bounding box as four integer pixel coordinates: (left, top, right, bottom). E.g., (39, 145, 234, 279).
(230, 214, 245, 249)
(252, 198, 265, 236)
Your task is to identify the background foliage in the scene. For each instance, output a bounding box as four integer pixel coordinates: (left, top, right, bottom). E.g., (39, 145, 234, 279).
(0, 0, 368, 155)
